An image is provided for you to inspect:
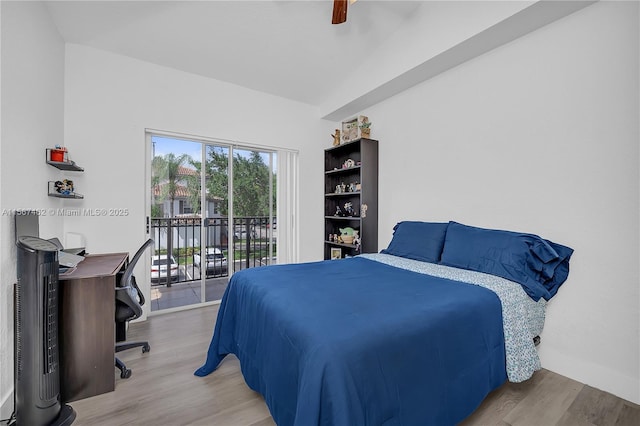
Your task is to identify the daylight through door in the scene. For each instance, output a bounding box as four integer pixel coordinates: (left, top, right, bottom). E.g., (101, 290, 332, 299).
(148, 133, 278, 312)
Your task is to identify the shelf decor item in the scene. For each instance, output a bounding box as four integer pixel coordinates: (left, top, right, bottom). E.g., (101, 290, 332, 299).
(55, 179, 74, 195)
(342, 158, 355, 169)
(359, 117, 372, 138)
(48, 181, 84, 199)
(353, 231, 361, 252)
(45, 148, 84, 198)
(49, 145, 67, 162)
(331, 129, 341, 146)
(330, 248, 342, 260)
(343, 202, 355, 216)
(341, 115, 369, 143)
(339, 226, 357, 245)
(50, 149, 65, 162)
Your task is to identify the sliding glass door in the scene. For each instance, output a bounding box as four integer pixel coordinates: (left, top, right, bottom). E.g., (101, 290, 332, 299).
(148, 132, 283, 312)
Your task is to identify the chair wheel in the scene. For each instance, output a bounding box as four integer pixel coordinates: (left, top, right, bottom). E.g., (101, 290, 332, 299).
(142, 343, 151, 353)
(120, 368, 132, 379)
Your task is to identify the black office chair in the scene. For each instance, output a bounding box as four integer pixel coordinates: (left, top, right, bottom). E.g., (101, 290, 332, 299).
(115, 238, 154, 379)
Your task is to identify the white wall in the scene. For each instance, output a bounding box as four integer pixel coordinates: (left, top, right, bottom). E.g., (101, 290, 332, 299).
(62, 43, 324, 304)
(320, 0, 536, 119)
(354, 1, 639, 404)
(0, 0, 66, 418)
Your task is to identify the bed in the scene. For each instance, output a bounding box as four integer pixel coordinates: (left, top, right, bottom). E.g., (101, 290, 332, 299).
(195, 221, 573, 425)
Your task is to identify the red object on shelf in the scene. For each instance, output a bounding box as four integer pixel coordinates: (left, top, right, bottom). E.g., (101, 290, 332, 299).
(50, 149, 65, 162)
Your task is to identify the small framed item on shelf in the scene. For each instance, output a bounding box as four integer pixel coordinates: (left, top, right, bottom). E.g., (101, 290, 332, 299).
(330, 247, 342, 260)
(341, 115, 369, 143)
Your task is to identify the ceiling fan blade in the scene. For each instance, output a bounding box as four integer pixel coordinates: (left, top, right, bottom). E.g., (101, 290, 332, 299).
(332, 0, 348, 24)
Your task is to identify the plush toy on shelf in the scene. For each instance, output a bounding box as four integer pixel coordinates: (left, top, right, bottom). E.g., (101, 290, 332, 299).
(339, 227, 358, 245)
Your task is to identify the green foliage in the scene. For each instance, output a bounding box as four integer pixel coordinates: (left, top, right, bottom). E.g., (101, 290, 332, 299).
(154, 246, 198, 265)
(152, 148, 276, 218)
(151, 204, 163, 218)
(205, 147, 230, 214)
(233, 151, 271, 216)
(152, 153, 192, 217)
(185, 159, 202, 214)
(205, 149, 276, 217)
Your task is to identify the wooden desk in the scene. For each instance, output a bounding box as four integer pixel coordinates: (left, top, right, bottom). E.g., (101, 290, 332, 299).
(58, 252, 128, 402)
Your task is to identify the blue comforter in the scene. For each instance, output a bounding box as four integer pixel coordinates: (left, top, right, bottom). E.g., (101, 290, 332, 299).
(195, 257, 507, 425)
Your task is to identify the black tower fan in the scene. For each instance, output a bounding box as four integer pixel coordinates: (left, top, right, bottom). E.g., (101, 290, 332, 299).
(13, 236, 75, 425)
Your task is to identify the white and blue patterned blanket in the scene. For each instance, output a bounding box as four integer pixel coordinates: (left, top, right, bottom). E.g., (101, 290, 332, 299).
(359, 253, 545, 382)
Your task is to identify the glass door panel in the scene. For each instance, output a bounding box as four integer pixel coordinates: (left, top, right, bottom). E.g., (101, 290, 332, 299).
(232, 148, 277, 273)
(149, 135, 203, 311)
(202, 144, 230, 302)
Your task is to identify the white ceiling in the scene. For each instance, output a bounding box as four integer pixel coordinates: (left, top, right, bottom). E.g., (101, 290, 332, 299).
(45, 0, 423, 106)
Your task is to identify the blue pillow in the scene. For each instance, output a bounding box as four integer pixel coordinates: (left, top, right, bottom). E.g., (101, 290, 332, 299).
(381, 221, 449, 263)
(541, 241, 574, 298)
(440, 222, 573, 301)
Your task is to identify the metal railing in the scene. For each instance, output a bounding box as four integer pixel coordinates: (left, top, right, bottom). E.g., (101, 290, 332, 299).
(149, 216, 277, 286)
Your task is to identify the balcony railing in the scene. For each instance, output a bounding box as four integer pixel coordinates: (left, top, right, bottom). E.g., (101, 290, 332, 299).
(149, 216, 277, 287)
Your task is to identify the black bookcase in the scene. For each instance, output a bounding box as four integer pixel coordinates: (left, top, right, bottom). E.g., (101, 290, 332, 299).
(324, 138, 378, 260)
